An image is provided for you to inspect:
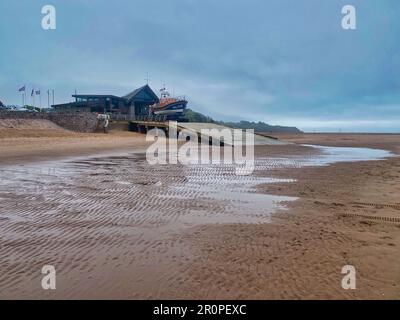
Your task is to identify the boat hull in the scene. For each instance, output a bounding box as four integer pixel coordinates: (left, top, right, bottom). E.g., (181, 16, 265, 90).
(151, 100, 187, 118)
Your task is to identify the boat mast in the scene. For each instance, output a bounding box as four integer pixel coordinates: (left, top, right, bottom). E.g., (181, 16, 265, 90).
(160, 83, 170, 100)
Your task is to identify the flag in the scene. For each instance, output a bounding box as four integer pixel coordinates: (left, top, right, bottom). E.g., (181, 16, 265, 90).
(31, 89, 34, 97)
(18, 86, 25, 92)
(35, 90, 41, 95)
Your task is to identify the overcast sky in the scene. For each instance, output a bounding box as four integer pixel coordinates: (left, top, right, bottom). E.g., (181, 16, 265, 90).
(1, 0, 399, 132)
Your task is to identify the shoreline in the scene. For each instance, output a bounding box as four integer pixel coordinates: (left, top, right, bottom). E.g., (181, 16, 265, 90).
(0, 130, 151, 166)
(0, 130, 399, 299)
(169, 136, 400, 299)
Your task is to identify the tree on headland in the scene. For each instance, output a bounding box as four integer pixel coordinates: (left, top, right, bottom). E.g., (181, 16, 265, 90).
(185, 108, 302, 133)
(185, 109, 216, 123)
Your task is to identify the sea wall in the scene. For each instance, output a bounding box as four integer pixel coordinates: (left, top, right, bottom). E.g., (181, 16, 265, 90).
(0, 111, 98, 132)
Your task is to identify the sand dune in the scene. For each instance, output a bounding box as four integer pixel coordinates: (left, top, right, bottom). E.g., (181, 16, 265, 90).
(0, 119, 66, 130)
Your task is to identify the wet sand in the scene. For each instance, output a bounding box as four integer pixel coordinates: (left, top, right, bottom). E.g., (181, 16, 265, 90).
(188, 135, 400, 299)
(0, 128, 150, 165)
(0, 128, 399, 299)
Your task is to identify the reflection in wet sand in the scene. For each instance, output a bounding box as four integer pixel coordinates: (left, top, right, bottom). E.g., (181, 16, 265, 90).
(0, 145, 393, 298)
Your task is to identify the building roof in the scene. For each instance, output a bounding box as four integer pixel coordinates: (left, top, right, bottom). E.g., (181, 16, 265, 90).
(122, 84, 159, 103)
(68, 84, 159, 104)
(72, 94, 122, 99)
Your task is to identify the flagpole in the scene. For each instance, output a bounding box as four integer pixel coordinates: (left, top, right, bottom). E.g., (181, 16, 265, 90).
(47, 90, 50, 108)
(52, 89, 54, 106)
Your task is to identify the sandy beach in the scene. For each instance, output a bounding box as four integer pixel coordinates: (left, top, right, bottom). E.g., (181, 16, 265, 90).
(0, 122, 399, 299)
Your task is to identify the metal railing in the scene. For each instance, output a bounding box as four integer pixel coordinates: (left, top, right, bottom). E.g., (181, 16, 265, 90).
(110, 114, 168, 122)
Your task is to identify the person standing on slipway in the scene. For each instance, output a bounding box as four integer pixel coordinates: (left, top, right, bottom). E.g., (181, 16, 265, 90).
(97, 113, 110, 133)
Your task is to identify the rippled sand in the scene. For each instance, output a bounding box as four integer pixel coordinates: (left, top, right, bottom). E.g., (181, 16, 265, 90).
(0, 135, 398, 299)
(0, 149, 300, 299)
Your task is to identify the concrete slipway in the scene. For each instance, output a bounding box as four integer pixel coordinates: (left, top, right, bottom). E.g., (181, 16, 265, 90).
(176, 122, 289, 146)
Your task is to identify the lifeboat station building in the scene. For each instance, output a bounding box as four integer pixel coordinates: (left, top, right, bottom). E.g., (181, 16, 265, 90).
(52, 84, 159, 120)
